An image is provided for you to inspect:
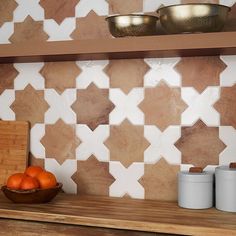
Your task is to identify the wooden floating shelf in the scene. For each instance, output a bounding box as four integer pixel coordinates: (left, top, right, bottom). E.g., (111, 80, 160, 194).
(0, 31, 236, 63)
(0, 192, 236, 235)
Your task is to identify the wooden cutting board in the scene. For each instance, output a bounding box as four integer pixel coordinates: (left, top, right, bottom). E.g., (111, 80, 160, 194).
(0, 120, 30, 187)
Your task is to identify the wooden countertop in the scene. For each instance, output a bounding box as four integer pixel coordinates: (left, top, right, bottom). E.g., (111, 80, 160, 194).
(0, 192, 236, 236)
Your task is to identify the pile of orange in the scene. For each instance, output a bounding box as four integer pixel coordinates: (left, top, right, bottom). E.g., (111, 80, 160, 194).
(6, 166, 57, 190)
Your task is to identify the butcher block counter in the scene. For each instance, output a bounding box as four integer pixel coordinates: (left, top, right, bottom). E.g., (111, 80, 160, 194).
(0, 192, 236, 236)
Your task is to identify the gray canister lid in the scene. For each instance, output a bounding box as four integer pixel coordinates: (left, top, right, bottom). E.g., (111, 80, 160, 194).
(178, 171, 213, 183)
(216, 164, 236, 180)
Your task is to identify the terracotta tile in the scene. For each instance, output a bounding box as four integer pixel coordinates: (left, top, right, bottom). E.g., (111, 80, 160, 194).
(9, 16, 49, 43)
(175, 56, 226, 93)
(107, 0, 143, 14)
(0, 0, 18, 27)
(105, 120, 149, 167)
(40, 119, 80, 165)
(175, 120, 225, 168)
(71, 11, 111, 39)
(139, 81, 187, 131)
(224, 3, 236, 32)
(0, 64, 18, 95)
(181, 0, 219, 3)
(10, 85, 49, 127)
(29, 153, 45, 169)
(214, 85, 236, 129)
(40, 0, 79, 24)
(71, 155, 114, 196)
(104, 59, 150, 94)
(139, 158, 179, 201)
(40, 62, 81, 94)
(72, 83, 114, 130)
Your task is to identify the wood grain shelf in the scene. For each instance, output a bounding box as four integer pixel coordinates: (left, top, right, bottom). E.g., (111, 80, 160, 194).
(0, 192, 236, 236)
(0, 31, 236, 63)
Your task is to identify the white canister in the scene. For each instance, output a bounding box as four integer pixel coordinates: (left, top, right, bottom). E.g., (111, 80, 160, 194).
(178, 167, 214, 209)
(215, 163, 236, 212)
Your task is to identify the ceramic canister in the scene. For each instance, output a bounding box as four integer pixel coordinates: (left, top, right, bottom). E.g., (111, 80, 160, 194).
(215, 163, 236, 212)
(178, 167, 214, 209)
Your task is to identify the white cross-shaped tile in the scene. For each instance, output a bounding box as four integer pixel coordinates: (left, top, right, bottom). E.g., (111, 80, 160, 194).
(220, 0, 236, 6)
(219, 126, 236, 165)
(144, 125, 181, 165)
(76, 124, 109, 161)
(14, 63, 45, 90)
(44, 89, 76, 124)
(76, 60, 109, 89)
(109, 161, 144, 199)
(0, 22, 14, 44)
(181, 87, 220, 126)
(144, 58, 181, 88)
(109, 88, 144, 125)
(45, 159, 77, 194)
(44, 18, 76, 41)
(220, 55, 236, 87)
(143, 0, 180, 12)
(75, 0, 108, 17)
(14, 0, 44, 22)
(30, 124, 45, 159)
(0, 90, 15, 120)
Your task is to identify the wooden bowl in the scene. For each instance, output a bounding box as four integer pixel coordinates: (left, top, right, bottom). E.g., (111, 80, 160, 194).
(1, 183, 62, 203)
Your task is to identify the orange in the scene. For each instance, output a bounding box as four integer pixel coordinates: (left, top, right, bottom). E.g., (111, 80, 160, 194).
(6, 173, 25, 190)
(36, 171, 57, 189)
(25, 166, 44, 178)
(20, 176, 40, 190)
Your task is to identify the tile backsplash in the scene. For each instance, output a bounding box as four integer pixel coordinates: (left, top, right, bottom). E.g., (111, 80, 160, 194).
(0, 0, 236, 200)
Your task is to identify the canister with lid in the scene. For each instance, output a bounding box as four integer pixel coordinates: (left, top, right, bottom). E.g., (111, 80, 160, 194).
(215, 162, 236, 212)
(178, 167, 214, 209)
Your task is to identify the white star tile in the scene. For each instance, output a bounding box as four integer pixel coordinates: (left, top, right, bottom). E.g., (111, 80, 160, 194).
(75, 0, 108, 17)
(0, 22, 14, 44)
(144, 58, 181, 88)
(109, 88, 144, 125)
(30, 124, 45, 159)
(76, 60, 109, 89)
(0, 90, 15, 120)
(109, 161, 144, 199)
(44, 18, 76, 41)
(220, 55, 236, 87)
(219, 126, 236, 165)
(76, 125, 109, 161)
(181, 87, 220, 126)
(45, 159, 77, 194)
(143, 0, 180, 12)
(14, 63, 45, 90)
(44, 89, 76, 124)
(14, 0, 44, 22)
(144, 125, 181, 165)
